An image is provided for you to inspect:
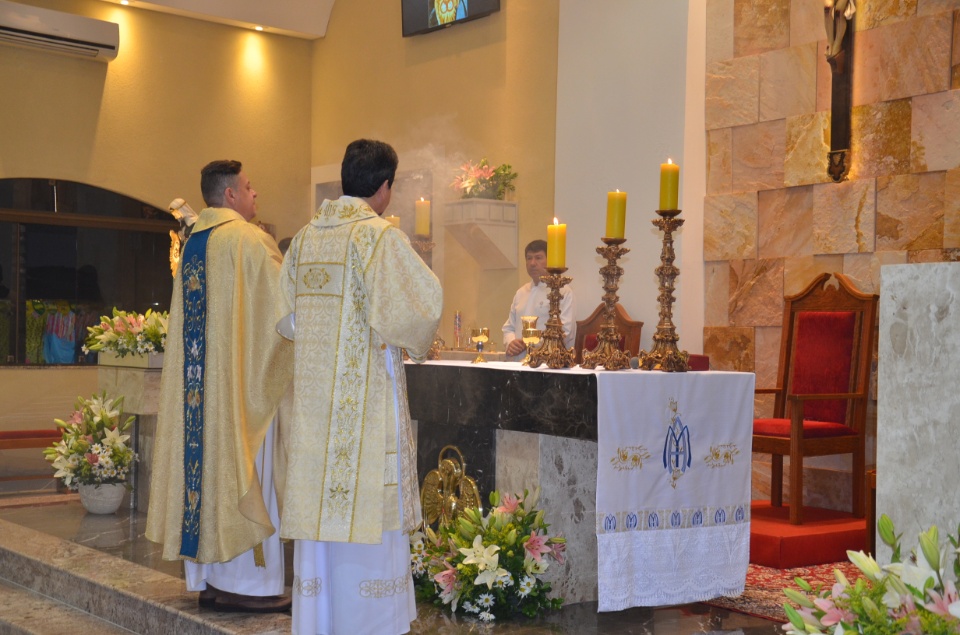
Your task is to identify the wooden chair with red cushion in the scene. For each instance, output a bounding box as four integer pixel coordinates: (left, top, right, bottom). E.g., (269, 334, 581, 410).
(753, 272, 877, 525)
(574, 303, 643, 365)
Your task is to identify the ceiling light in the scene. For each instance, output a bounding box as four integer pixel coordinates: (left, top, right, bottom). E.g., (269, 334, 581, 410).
(120, 0, 129, 5)
(254, 25, 264, 31)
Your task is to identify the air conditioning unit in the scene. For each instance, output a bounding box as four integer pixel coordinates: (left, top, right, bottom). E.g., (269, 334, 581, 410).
(0, 0, 119, 62)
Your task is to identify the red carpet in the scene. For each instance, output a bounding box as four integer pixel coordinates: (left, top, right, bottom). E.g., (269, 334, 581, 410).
(707, 560, 863, 622)
(749, 501, 866, 569)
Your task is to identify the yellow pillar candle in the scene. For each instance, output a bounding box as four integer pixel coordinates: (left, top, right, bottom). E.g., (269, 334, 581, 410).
(605, 190, 627, 239)
(415, 198, 431, 235)
(659, 159, 680, 210)
(546, 217, 566, 268)
(384, 214, 400, 229)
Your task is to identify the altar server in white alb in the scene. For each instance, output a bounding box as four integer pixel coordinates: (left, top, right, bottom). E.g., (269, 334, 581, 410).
(502, 239, 576, 361)
(279, 139, 443, 635)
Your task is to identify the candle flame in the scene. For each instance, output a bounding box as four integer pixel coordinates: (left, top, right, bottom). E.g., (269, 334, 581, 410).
(553, 217, 559, 225)
(667, 158, 674, 165)
(420, 197, 425, 202)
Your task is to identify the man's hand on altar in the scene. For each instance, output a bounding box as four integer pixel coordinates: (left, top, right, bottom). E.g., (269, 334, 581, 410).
(506, 339, 526, 356)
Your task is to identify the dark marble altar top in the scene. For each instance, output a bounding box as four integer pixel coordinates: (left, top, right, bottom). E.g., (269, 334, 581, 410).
(405, 361, 598, 441)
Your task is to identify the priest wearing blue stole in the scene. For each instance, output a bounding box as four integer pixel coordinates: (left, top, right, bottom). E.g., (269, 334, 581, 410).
(146, 160, 294, 613)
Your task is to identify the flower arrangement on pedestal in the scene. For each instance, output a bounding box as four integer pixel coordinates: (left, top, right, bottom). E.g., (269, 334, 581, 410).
(410, 488, 565, 622)
(783, 513, 960, 635)
(451, 159, 518, 200)
(82, 308, 168, 357)
(43, 392, 137, 490)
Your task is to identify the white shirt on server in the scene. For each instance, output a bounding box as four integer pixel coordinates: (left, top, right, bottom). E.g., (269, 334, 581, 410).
(502, 243, 576, 361)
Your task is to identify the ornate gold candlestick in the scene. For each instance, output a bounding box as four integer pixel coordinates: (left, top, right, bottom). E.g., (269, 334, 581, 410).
(581, 237, 631, 371)
(470, 327, 489, 364)
(527, 268, 575, 369)
(412, 234, 435, 268)
(637, 209, 690, 372)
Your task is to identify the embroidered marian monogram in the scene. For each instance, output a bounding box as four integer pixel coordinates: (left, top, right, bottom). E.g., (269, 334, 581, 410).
(179, 227, 214, 559)
(662, 398, 691, 489)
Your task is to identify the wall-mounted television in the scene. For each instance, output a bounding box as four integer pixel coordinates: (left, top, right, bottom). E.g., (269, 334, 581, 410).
(402, 0, 501, 37)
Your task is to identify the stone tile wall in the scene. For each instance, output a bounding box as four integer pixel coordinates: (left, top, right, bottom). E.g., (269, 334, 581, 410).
(703, 0, 960, 510)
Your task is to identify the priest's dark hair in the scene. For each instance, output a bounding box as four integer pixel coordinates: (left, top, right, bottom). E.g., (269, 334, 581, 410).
(525, 239, 548, 255)
(200, 160, 242, 207)
(341, 139, 398, 198)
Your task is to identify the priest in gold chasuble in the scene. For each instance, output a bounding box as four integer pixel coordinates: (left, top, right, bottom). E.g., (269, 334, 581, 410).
(279, 140, 442, 635)
(146, 161, 293, 612)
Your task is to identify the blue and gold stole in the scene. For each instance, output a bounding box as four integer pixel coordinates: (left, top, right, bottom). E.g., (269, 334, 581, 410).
(178, 228, 213, 559)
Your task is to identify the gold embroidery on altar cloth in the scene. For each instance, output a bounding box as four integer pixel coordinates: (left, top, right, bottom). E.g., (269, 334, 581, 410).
(358, 575, 409, 598)
(294, 576, 323, 597)
(610, 446, 651, 471)
(704, 443, 741, 468)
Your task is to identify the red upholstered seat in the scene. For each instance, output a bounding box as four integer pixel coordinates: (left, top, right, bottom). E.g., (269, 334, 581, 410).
(752, 272, 877, 525)
(753, 418, 857, 438)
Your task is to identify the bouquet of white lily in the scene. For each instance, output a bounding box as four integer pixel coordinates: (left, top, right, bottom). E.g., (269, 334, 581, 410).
(411, 488, 564, 621)
(783, 514, 960, 635)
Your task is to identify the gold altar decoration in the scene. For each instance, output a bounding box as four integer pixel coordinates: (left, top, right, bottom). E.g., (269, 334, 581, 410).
(427, 328, 445, 361)
(420, 445, 482, 529)
(637, 209, 690, 372)
(527, 267, 576, 369)
(581, 237, 631, 371)
(470, 327, 490, 363)
(412, 234, 436, 269)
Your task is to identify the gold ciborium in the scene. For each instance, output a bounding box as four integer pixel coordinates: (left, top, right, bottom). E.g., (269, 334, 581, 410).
(470, 327, 490, 364)
(521, 327, 542, 366)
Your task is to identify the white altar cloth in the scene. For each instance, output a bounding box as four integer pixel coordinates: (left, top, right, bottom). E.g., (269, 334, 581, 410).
(595, 370, 754, 611)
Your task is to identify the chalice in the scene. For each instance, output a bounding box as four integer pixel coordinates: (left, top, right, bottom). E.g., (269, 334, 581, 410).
(470, 327, 490, 364)
(521, 327, 542, 366)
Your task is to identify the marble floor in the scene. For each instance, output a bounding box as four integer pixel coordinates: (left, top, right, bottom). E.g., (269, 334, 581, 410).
(0, 490, 782, 635)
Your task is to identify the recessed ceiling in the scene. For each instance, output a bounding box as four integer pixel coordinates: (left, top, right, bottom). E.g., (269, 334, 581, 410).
(98, 0, 335, 39)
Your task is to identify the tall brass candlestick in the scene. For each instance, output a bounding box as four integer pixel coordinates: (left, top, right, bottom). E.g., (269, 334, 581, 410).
(581, 237, 631, 371)
(527, 267, 575, 369)
(637, 209, 690, 372)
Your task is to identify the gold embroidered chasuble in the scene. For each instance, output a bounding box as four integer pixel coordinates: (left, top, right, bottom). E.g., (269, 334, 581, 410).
(278, 196, 442, 544)
(145, 207, 293, 563)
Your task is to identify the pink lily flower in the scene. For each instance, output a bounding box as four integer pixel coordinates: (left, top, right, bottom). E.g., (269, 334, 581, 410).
(434, 562, 457, 594)
(523, 530, 552, 563)
(813, 597, 854, 626)
(550, 540, 566, 565)
(925, 579, 959, 616)
(85, 452, 99, 465)
(496, 493, 521, 514)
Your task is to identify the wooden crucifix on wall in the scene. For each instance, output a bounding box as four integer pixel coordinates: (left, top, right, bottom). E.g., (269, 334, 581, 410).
(825, 0, 855, 182)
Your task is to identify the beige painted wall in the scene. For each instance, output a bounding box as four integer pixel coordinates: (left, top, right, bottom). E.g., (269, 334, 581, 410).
(0, 0, 312, 241)
(0, 0, 312, 433)
(310, 0, 560, 343)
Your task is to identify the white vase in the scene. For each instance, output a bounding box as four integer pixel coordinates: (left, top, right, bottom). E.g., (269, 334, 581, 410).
(78, 483, 126, 514)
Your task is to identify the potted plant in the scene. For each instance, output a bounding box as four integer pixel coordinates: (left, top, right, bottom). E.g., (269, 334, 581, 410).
(411, 488, 565, 622)
(451, 159, 518, 200)
(43, 392, 137, 514)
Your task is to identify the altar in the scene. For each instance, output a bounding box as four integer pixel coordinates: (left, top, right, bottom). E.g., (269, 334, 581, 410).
(406, 360, 754, 609)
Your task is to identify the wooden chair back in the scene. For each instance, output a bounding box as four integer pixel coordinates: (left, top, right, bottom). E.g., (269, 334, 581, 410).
(574, 303, 642, 364)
